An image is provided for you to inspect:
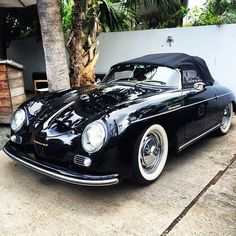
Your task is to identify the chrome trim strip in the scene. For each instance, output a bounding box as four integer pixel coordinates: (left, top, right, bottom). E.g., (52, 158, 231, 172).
(132, 105, 183, 123)
(168, 104, 182, 110)
(43, 101, 75, 129)
(3, 148, 119, 187)
(132, 92, 232, 123)
(218, 92, 232, 97)
(183, 97, 216, 108)
(179, 124, 221, 151)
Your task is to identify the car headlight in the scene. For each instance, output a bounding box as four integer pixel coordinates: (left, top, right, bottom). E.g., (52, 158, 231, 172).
(11, 109, 26, 132)
(81, 121, 106, 153)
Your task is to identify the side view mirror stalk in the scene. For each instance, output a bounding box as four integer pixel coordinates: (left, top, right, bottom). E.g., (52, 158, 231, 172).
(193, 82, 206, 91)
(95, 78, 102, 85)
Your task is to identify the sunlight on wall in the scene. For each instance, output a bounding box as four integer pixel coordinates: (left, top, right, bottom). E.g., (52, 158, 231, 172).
(188, 0, 206, 9)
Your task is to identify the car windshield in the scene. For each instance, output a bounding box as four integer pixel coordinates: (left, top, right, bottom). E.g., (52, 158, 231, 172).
(102, 64, 181, 88)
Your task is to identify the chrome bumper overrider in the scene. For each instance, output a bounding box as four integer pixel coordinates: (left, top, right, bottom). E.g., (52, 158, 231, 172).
(3, 142, 119, 187)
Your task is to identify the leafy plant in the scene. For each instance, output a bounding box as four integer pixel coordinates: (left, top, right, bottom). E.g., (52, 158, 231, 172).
(188, 0, 236, 26)
(123, 0, 184, 29)
(5, 5, 41, 46)
(157, 6, 188, 29)
(60, 0, 73, 35)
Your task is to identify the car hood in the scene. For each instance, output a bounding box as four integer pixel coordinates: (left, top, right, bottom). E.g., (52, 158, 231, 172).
(26, 83, 172, 131)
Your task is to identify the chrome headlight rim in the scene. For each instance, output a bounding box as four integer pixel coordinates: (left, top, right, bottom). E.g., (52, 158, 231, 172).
(81, 121, 107, 154)
(11, 108, 26, 132)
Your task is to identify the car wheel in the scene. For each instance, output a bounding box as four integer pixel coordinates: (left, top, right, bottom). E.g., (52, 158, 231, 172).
(132, 124, 168, 185)
(218, 102, 233, 135)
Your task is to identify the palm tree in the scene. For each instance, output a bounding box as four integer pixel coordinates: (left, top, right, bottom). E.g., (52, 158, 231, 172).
(70, 0, 130, 87)
(70, 0, 181, 86)
(36, 0, 71, 91)
(126, 0, 184, 28)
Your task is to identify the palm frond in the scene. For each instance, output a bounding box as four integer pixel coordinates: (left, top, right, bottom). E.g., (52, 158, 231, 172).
(124, 0, 181, 19)
(98, 0, 136, 31)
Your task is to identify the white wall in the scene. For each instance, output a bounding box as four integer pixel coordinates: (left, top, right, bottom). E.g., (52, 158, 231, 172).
(188, 0, 206, 9)
(7, 25, 236, 94)
(7, 37, 46, 91)
(96, 24, 236, 94)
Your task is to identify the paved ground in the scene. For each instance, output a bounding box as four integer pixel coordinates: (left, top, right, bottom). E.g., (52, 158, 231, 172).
(0, 119, 235, 236)
(0, 125, 10, 150)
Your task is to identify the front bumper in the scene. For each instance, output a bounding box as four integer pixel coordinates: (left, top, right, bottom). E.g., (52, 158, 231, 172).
(3, 142, 119, 187)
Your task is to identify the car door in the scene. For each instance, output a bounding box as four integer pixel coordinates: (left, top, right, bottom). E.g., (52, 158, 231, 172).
(181, 70, 220, 144)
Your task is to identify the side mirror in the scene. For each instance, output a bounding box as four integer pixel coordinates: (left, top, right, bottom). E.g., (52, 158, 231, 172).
(193, 82, 205, 91)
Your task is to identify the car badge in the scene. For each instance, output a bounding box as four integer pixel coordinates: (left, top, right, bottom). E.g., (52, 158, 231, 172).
(34, 140, 48, 147)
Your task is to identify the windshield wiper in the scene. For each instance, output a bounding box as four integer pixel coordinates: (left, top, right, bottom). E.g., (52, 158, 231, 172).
(107, 78, 132, 83)
(138, 80, 166, 85)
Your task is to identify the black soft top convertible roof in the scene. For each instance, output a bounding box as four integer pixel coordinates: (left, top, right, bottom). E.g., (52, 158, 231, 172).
(113, 53, 214, 84)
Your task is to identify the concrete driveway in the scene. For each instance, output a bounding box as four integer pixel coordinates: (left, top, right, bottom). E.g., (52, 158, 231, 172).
(0, 119, 235, 236)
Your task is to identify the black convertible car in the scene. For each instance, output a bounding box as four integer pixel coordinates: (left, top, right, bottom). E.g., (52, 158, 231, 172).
(4, 53, 236, 186)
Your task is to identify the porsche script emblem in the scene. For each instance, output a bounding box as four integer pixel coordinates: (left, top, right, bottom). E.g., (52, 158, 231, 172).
(33, 140, 48, 147)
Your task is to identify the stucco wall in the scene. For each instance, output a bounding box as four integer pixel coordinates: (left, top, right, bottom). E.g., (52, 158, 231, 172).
(96, 24, 236, 94)
(7, 37, 46, 91)
(7, 24, 236, 94)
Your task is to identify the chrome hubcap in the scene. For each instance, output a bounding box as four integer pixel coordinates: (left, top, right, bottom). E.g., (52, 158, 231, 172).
(221, 104, 231, 129)
(140, 132, 162, 173)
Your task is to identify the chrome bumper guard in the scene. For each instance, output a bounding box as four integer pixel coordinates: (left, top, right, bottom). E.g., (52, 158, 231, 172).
(3, 142, 119, 187)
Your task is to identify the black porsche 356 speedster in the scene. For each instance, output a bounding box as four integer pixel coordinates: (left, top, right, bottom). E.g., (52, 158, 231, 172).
(4, 53, 236, 186)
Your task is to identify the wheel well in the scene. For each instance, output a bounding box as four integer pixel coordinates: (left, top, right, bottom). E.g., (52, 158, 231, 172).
(232, 101, 236, 114)
(156, 120, 178, 149)
(125, 118, 178, 151)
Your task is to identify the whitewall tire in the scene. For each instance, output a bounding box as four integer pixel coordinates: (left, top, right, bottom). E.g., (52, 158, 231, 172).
(132, 124, 168, 185)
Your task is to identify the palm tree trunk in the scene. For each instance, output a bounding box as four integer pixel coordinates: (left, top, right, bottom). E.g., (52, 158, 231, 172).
(36, 0, 70, 91)
(70, 0, 99, 87)
(70, 0, 83, 87)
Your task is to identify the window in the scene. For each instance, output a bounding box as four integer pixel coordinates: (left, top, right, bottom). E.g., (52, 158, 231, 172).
(103, 64, 181, 89)
(182, 70, 203, 89)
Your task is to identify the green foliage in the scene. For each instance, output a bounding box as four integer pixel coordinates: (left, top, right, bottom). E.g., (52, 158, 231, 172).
(61, 0, 135, 34)
(76, 0, 136, 54)
(189, 0, 236, 26)
(60, 0, 73, 35)
(5, 5, 41, 45)
(5, 0, 73, 45)
(64, 0, 184, 34)
(157, 6, 188, 29)
(221, 2, 236, 23)
(123, 0, 184, 29)
(3, 0, 186, 46)
(98, 1, 137, 31)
